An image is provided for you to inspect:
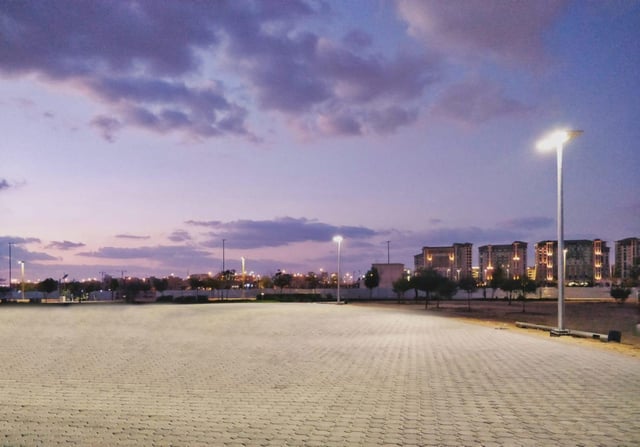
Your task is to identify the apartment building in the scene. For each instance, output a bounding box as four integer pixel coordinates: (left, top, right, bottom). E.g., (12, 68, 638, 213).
(478, 241, 527, 283)
(534, 239, 610, 285)
(615, 237, 639, 280)
(414, 243, 472, 279)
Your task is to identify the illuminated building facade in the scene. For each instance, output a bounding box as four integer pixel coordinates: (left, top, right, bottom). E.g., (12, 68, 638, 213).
(478, 241, 527, 283)
(614, 237, 639, 281)
(534, 239, 610, 285)
(414, 243, 472, 279)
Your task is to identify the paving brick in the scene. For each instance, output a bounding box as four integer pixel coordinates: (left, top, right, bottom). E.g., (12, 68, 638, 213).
(0, 303, 638, 446)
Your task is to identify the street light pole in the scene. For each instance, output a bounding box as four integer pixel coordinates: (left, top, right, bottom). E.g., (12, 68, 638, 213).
(8, 242, 14, 297)
(386, 240, 390, 264)
(537, 129, 582, 334)
(18, 260, 25, 300)
(222, 239, 226, 273)
(333, 236, 343, 303)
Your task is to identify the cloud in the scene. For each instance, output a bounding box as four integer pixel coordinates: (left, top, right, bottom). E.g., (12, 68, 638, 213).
(85, 76, 251, 140)
(188, 217, 379, 249)
(1, 1, 439, 140)
(396, 0, 568, 67)
(434, 79, 532, 124)
(90, 115, 122, 142)
(368, 106, 419, 134)
(0, 179, 10, 191)
(316, 112, 362, 136)
(46, 240, 86, 251)
(168, 230, 191, 243)
(115, 234, 150, 240)
(78, 245, 210, 261)
(0, 236, 58, 263)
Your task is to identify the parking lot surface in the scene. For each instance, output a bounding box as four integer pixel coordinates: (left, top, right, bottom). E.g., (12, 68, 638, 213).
(1, 302, 638, 446)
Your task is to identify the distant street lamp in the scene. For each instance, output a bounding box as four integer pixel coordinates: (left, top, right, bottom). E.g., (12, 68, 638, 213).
(18, 260, 25, 300)
(222, 239, 226, 273)
(333, 235, 343, 303)
(537, 129, 583, 334)
(8, 242, 14, 297)
(385, 240, 390, 264)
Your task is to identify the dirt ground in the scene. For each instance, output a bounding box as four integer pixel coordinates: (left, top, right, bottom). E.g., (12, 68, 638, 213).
(360, 298, 640, 358)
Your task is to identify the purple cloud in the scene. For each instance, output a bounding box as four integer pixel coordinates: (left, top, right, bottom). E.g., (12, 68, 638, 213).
(46, 240, 86, 251)
(1, 0, 441, 140)
(397, 0, 568, 67)
(434, 79, 532, 124)
(90, 115, 122, 142)
(168, 230, 192, 243)
(115, 234, 150, 240)
(368, 106, 418, 134)
(0, 179, 10, 191)
(0, 1, 218, 78)
(316, 112, 362, 136)
(77, 245, 212, 262)
(188, 217, 378, 249)
(0, 236, 57, 263)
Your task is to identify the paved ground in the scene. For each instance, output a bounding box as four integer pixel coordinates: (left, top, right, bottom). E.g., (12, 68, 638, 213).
(0, 302, 638, 446)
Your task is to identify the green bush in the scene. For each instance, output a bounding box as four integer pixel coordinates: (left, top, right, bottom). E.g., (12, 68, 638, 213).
(256, 293, 330, 302)
(610, 287, 631, 304)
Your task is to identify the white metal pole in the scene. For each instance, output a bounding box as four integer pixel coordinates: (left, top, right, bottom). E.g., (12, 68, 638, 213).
(557, 142, 565, 331)
(336, 240, 341, 303)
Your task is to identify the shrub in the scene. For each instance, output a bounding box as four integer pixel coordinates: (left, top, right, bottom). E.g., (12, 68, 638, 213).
(610, 287, 631, 304)
(256, 293, 328, 302)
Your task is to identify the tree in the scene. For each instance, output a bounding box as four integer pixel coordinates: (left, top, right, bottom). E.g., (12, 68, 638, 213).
(436, 278, 458, 308)
(151, 277, 169, 296)
(203, 276, 221, 295)
(188, 276, 203, 291)
(409, 275, 421, 300)
(259, 275, 273, 289)
(392, 276, 412, 300)
(489, 265, 505, 299)
(37, 278, 58, 298)
(516, 277, 538, 312)
(414, 268, 444, 309)
(458, 276, 477, 311)
(306, 272, 320, 292)
(273, 271, 292, 297)
(610, 287, 631, 305)
(501, 278, 519, 305)
(109, 278, 120, 300)
(219, 269, 236, 299)
(364, 267, 380, 298)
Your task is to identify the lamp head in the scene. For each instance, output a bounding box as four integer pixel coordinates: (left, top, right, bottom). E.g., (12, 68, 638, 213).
(536, 129, 583, 151)
(333, 235, 343, 243)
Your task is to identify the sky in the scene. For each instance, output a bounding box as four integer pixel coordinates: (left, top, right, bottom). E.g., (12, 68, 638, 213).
(1, 0, 639, 284)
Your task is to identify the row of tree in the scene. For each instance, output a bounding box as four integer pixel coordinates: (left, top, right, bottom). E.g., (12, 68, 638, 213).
(2, 265, 635, 305)
(388, 267, 537, 311)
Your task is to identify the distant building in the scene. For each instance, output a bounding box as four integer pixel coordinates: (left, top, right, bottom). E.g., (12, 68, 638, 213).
(615, 237, 639, 280)
(371, 263, 406, 289)
(534, 239, 610, 285)
(414, 243, 472, 279)
(526, 266, 536, 281)
(478, 241, 527, 283)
